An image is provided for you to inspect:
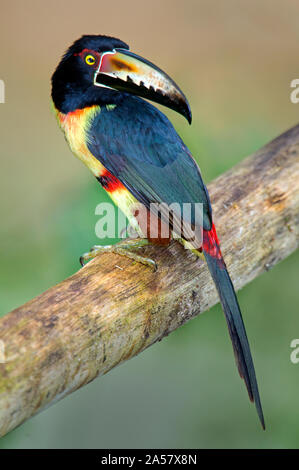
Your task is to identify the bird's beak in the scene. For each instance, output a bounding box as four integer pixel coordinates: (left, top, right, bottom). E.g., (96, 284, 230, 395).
(94, 49, 192, 124)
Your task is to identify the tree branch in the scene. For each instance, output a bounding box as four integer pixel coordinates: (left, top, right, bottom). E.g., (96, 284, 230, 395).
(0, 124, 298, 437)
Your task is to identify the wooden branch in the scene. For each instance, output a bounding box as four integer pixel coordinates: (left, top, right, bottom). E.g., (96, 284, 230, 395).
(0, 124, 299, 437)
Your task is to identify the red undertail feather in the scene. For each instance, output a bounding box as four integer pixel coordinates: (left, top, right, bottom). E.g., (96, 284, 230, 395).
(203, 223, 224, 264)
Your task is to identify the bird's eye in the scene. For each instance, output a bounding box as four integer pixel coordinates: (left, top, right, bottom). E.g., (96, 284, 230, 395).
(85, 54, 96, 66)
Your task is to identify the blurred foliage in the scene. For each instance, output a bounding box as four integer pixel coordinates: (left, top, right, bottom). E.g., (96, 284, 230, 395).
(0, 0, 298, 449)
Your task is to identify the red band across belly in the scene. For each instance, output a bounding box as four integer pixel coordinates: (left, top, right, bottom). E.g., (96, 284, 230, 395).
(97, 169, 125, 193)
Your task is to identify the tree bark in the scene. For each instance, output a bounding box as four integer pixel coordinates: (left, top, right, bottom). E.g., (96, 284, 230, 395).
(0, 124, 298, 437)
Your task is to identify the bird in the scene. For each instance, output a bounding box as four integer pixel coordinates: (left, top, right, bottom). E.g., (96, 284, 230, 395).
(51, 34, 265, 429)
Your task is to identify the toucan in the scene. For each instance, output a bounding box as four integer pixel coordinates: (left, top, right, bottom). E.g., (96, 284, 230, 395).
(51, 35, 265, 429)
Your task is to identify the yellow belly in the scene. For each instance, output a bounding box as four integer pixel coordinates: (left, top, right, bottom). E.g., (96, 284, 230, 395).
(53, 103, 140, 225)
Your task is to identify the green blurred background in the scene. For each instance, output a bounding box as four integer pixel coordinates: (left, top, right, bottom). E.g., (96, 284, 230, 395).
(0, 0, 298, 448)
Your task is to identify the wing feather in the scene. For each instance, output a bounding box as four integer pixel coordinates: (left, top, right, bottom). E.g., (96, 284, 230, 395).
(87, 96, 212, 237)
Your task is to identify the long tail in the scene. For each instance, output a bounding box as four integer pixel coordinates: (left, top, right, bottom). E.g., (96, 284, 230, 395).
(202, 223, 265, 429)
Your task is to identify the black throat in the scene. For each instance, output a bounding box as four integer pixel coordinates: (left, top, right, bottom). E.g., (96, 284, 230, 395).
(51, 75, 125, 114)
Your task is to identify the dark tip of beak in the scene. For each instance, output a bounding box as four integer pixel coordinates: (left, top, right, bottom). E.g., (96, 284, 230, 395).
(183, 103, 192, 125)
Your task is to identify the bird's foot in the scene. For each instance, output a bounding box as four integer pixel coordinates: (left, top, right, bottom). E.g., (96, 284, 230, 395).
(80, 238, 157, 271)
(176, 237, 205, 260)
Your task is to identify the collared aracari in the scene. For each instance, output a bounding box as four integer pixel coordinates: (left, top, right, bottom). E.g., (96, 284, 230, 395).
(51, 35, 265, 429)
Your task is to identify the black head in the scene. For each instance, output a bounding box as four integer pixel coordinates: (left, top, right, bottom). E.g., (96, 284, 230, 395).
(51, 35, 129, 113)
(51, 34, 191, 123)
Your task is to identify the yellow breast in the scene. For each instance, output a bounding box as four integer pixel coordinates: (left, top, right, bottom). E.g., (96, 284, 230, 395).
(53, 103, 140, 225)
(54, 104, 105, 177)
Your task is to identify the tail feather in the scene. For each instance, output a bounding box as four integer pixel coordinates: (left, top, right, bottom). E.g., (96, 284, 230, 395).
(202, 224, 265, 429)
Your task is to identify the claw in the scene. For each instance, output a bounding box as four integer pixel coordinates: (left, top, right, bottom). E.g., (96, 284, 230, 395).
(79, 239, 157, 271)
(80, 253, 91, 266)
